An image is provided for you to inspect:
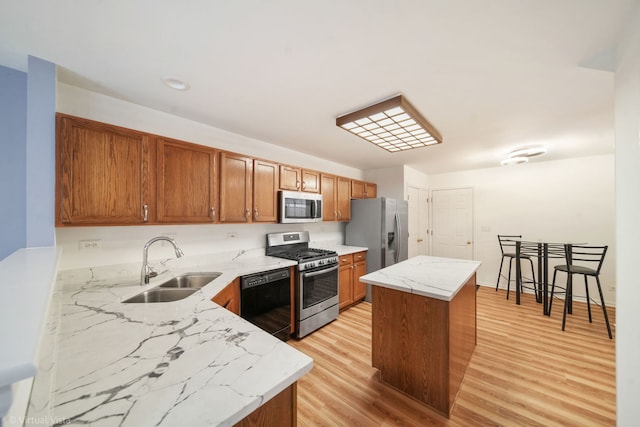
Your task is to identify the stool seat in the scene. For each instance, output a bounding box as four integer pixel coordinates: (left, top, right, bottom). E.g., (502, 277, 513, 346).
(554, 264, 597, 276)
(495, 235, 537, 300)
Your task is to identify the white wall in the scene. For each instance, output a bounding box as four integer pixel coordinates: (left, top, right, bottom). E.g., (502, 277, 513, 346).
(428, 154, 616, 304)
(55, 84, 356, 270)
(614, 2, 640, 424)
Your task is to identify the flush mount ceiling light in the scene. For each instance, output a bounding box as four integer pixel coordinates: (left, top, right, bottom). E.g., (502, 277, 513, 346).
(162, 76, 190, 91)
(500, 144, 547, 166)
(336, 94, 442, 153)
(501, 156, 528, 166)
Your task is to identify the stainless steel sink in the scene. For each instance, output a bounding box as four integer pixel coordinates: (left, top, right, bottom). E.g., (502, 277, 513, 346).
(123, 288, 197, 303)
(158, 272, 221, 289)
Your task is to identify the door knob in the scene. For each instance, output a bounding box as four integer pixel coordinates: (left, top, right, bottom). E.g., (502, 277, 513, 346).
(467, 241, 471, 245)
(417, 238, 424, 243)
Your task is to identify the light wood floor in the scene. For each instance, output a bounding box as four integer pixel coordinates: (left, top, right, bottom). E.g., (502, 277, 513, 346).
(289, 286, 616, 427)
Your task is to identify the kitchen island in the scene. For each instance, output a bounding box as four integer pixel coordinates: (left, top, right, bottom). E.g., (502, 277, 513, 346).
(25, 249, 312, 427)
(359, 255, 481, 417)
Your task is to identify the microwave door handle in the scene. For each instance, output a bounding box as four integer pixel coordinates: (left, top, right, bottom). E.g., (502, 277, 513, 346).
(302, 264, 339, 278)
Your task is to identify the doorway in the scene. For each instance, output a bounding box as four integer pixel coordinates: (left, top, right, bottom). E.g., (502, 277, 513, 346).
(407, 185, 429, 257)
(431, 187, 474, 260)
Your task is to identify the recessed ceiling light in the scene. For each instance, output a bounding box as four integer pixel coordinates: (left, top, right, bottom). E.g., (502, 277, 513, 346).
(501, 156, 528, 166)
(162, 76, 190, 91)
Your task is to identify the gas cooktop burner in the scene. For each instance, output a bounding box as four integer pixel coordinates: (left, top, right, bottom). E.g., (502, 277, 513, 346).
(279, 248, 337, 261)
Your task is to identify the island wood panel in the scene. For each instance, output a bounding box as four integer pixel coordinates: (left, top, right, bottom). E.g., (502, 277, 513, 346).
(371, 273, 477, 417)
(235, 383, 297, 427)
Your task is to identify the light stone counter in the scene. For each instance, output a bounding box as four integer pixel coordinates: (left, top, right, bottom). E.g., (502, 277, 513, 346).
(25, 249, 313, 427)
(310, 242, 367, 256)
(359, 255, 481, 301)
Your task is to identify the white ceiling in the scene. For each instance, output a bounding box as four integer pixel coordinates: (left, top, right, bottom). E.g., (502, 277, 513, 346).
(1, 0, 637, 174)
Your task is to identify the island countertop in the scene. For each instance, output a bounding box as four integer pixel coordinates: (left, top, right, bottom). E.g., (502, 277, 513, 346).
(359, 255, 481, 301)
(26, 249, 313, 427)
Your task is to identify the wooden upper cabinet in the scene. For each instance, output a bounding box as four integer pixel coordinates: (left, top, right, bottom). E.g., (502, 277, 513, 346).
(56, 113, 155, 226)
(157, 137, 217, 223)
(351, 180, 378, 199)
(320, 174, 337, 221)
(364, 182, 377, 198)
(219, 151, 253, 223)
(253, 159, 279, 223)
(351, 180, 365, 199)
(336, 176, 351, 221)
(301, 170, 320, 193)
(279, 165, 301, 191)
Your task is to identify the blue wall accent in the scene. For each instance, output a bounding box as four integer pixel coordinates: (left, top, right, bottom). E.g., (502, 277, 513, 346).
(26, 56, 56, 248)
(0, 65, 27, 260)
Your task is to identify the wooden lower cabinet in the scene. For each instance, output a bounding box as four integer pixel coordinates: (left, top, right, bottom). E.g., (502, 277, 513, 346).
(211, 279, 240, 315)
(234, 383, 297, 427)
(338, 251, 367, 310)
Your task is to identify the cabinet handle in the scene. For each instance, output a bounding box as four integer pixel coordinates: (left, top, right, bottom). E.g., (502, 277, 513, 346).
(296, 180, 300, 189)
(245, 209, 250, 218)
(337, 210, 342, 218)
(143, 204, 148, 222)
(254, 208, 259, 218)
(210, 207, 215, 221)
(302, 181, 306, 190)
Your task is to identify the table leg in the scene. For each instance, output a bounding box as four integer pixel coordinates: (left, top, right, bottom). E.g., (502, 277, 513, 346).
(515, 242, 521, 305)
(543, 243, 550, 316)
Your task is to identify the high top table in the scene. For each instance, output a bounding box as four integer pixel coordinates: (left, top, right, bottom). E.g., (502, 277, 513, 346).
(514, 240, 568, 315)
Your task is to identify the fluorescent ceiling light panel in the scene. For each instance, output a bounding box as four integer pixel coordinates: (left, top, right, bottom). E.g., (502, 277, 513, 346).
(336, 95, 443, 153)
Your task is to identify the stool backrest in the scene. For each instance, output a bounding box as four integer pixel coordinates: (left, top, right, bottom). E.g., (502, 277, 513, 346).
(564, 244, 608, 274)
(497, 235, 522, 255)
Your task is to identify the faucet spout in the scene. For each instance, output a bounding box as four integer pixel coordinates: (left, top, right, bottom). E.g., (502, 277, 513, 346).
(141, 236, 184, 285)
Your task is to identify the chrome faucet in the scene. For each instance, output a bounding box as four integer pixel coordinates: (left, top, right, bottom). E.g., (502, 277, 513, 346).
(141, 236, 184, 285)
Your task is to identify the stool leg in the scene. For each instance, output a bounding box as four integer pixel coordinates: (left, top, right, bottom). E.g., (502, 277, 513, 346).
(562, 278, 572, 331)
(584, 275, 592, 323)
(527, 257, 538, 302)
(595, 276, 613, 339)
(496, 256, 505, 291)
(506, 258, 513, 300)
(550, 269, 558, 313)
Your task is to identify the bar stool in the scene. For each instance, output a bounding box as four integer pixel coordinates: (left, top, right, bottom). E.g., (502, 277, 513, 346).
(551, 244, 612, 339)
(495, 235, 536, 300)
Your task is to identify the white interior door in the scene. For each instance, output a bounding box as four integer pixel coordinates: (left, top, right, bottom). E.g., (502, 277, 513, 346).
(431, 187, 473, 260)
(408, 185, 429, 257)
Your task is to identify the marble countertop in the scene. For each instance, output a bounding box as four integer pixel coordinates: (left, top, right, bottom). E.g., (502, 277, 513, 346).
(311, 243, 367, 256)
(26, 249, 313, 427)
(359, 255, 481, 301)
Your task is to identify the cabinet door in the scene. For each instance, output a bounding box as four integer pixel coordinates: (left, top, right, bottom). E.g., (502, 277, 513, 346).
(338, 264, 353, 310)
(219, 151, 253, 223)
(320, 174, 336, 221)
(279, 165, 301, 191)
(57, 114, 154, 225)
(157, 138, 217, 223)
(301, 170, 320, 193)
(353, 252, 367, 301)
(253, 159, 278, 222)
(211, 278, 240, 315)
(351, 180, 365, 199)
(336, 176, 351, 222)
(364, 182, 378, 199)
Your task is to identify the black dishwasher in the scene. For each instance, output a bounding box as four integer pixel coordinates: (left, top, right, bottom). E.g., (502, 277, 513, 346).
(240, 267, 291, 341)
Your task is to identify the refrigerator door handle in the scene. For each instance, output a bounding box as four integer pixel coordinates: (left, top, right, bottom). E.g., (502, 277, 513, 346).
(394, 212, 400, 263)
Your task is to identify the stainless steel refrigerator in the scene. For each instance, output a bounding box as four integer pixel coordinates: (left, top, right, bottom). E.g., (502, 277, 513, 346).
(345, 197, 409, 301)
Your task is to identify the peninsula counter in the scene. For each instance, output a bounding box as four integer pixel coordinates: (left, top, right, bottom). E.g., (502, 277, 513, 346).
(359, 256, 481, 417)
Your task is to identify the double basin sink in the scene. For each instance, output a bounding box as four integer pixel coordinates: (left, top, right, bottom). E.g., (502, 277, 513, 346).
(123, 272, 221, 303)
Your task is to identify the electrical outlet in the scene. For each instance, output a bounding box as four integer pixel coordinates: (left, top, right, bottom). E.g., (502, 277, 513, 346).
(227, 232, 237, 239)
(79, 239, 102, 250)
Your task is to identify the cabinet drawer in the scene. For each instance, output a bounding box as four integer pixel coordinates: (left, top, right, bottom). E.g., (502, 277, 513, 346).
(354, 251, 367, 262)
(339, 254, 353, 266)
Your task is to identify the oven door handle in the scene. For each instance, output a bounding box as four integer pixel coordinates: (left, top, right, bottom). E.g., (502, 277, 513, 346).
(302, 264, 339, 278)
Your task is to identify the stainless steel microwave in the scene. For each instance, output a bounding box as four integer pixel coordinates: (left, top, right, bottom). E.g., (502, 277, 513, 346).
(278, 190, 322, 223)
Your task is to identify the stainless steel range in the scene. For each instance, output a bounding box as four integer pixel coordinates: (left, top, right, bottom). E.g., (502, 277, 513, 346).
(266, 231, 339, 338)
